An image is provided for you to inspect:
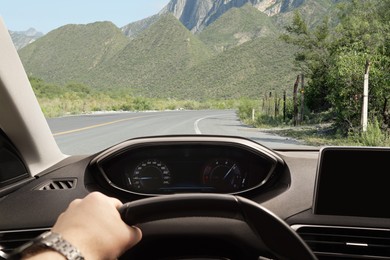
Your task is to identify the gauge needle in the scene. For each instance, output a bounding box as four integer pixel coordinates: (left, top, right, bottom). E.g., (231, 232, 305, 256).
(223, 164, 236, 180)
(139, 177, 155, 180)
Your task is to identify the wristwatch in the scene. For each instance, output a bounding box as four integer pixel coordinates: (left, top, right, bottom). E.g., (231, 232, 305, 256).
(7, 231, 84, 260)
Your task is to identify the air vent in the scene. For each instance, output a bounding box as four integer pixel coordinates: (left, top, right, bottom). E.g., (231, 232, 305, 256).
(36, 179, 77, 190)
(0, 228, 49, 255)
(294, 225, 390, 259)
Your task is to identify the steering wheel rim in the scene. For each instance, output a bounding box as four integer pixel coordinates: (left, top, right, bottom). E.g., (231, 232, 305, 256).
(119, 193, 317, 260)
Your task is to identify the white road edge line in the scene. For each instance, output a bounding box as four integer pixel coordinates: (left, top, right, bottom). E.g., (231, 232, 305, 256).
(194, 113, 232, 135)
(194, 117, 204, 134)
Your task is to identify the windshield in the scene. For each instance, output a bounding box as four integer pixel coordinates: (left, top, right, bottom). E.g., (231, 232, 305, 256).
(2, 0, 389, 154)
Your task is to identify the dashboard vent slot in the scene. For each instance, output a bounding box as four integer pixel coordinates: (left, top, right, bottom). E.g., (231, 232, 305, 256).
(37, 179, 76, 190)
(296, 226, 390, 259)
(0, 229, 48, 255)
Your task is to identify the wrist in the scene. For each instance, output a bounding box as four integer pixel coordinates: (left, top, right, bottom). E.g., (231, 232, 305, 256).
(8, 231, 84, 260)
(57, 231, 95, 260)
(22, 248, 66, 260)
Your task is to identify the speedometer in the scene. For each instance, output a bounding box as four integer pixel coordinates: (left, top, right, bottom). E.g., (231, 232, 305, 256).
(127, 159, 171, 192)
(202, 159, 245, 192)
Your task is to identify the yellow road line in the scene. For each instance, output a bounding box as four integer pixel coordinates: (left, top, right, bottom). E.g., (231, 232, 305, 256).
(53, 115, 152, 136)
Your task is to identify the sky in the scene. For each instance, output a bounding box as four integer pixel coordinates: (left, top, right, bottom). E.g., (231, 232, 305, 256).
(1, 0, 170, 33)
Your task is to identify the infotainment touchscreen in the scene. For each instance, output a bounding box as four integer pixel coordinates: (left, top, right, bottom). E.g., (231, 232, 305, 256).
(313, 147, 390, 218)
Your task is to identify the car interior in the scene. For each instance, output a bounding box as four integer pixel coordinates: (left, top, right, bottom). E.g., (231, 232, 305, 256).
(1, 14, 390, 260)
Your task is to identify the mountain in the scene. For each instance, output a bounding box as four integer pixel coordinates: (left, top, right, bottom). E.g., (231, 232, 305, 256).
(121, 0, 337, 38)
(160, 0, 250, 33)
(19, 22, 129, 85)
(121, 14, 160, 40)
(272, 0, 346, 28)
(18, 1, 342, 100)
(121, 0, 285, 37)
(198, 4, 279, 52)
(159, 0, 307, 33)
(9, 28, 43, 50)
(19, 11, 295, 99)
(90, 14, 213, 92)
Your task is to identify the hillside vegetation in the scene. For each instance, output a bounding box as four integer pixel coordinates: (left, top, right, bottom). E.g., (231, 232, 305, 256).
(19, 8, 297, 99)
(156, 36, 296, 99)
(198, 4, 279, 52)
(273, 0, 344, 28)
(19, 22, 130, 86)
(90, 14, 213, 94)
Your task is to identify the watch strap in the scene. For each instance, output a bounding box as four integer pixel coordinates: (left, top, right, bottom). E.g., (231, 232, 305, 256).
(39, 231, 84, 260)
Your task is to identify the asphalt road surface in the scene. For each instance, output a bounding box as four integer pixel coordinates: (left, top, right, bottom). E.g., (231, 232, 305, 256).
(47, 110, 314, 155)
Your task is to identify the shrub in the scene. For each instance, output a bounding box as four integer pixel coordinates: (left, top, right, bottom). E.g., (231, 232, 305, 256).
(349, 118, 390, 146)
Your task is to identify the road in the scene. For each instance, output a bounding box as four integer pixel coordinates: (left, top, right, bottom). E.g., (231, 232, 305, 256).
(47, 110, 313, 155)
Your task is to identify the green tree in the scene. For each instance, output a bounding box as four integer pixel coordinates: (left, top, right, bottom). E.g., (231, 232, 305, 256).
(30, 77, 64, 98)
(327, 0, 390, 132)
(65, 83, 92, 98)
(283, 0, 390, 135)
(281, 11, 332, 112)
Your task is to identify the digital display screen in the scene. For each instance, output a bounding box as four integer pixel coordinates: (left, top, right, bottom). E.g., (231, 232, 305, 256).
(313, 147, 390, 218)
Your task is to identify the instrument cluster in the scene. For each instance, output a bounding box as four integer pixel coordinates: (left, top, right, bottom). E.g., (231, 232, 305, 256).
(93, 137, 283, 196)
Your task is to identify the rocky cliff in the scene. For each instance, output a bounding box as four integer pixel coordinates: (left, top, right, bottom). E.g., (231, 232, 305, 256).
(9, 28, 43, 50)
(122, 0, 306, 37)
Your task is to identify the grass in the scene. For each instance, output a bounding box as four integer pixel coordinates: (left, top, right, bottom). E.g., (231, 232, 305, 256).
(37, 95, 241, 118)
(237, 98, 390, 147)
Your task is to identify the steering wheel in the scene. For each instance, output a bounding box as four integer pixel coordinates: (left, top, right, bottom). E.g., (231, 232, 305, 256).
(119, 193, 317, 260)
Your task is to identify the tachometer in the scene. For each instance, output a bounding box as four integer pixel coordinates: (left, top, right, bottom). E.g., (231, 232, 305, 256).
(202, 159, 244, 192)
(127, 159, 171, 192)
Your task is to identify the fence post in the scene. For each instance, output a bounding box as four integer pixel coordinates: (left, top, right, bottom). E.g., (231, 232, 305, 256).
(293, 75, 300, 126)
(283, 90, 286, 122)
(268, 91, 272, 116)
(300, 74, 305, 124)
(361, 60, 370, 132)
